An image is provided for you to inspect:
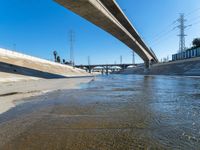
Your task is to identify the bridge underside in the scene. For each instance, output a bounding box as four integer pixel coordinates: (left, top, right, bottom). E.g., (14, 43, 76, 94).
(54, 0, 158, 64)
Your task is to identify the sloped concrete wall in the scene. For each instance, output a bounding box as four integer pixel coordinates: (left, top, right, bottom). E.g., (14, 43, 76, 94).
(0, 48, 90, 79)
(119, 57, 200, 76)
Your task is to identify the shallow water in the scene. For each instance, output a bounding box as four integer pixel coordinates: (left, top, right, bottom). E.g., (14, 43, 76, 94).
(0, 75, 200, 149)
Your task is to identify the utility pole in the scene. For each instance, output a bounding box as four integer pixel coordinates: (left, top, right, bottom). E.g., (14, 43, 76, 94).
(88, 56, 90, 66)
(132, 51, 135, 64)
(69, 30, 75, 66)
(88, 56, 91, 73)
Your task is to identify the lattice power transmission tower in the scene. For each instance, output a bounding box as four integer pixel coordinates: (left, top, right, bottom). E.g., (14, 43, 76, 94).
(177, 14, 186, 52)
(120, 55, 122, 64)
(176, 14, 191, 53)
(88, 56, 90, 66)
(69, 30, 75, 66)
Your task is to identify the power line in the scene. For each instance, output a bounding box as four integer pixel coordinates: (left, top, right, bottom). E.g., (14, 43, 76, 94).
(151, 29, 177, 47)
(151, 27, 176, 44)
(191, 20, 200, 26)
(185, 7, 200, 17)
(151, 26, 177, 46)
(151, 8, 200, 45)
(188, 15, 200, 21)
(151, 13, 196, 48)
(150, 17, 181, 47)
(151, 20, 178, 41)
(190, 15, 200, 24)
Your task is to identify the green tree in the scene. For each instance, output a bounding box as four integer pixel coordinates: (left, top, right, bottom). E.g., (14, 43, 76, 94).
(53, 51, 58, 62)
(192, 38, 200, 48)
(57, 56, 61, 63)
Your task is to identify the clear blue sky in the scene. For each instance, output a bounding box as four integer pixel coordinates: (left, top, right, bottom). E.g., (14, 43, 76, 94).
(0, 0, 199, 64)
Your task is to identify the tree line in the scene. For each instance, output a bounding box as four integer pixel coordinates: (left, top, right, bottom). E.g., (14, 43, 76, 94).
(53, 50, 73, 65)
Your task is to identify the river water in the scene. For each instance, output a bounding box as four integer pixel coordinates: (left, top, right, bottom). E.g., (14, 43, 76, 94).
(0, 75, 200, 149)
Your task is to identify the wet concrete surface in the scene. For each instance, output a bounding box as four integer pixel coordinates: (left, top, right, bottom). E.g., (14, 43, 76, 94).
(0, 75, 200, 150)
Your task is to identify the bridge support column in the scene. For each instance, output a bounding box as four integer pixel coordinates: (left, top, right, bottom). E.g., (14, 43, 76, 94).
(89, 67, 92, 73)
(101, 69, 104, 75)
(145, 61, 151, 69)
(144, 61, 151, 74)
(86, 66, 92, 73)
(106, 66, 109, 75)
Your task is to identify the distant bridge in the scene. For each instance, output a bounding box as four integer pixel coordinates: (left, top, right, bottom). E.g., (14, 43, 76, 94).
(55, 0, 158, 68)
(75, 63, 135, 74)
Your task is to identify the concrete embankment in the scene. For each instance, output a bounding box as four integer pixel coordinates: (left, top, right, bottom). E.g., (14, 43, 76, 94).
(119, 57, 200, 76)
(0, 48, 91, 82)
(0, 48, 94, 114)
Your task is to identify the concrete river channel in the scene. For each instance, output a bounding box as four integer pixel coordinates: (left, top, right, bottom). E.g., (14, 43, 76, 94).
(0, 75, 200, 150)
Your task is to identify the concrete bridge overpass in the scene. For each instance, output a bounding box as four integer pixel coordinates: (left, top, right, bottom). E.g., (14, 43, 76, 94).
(75, 63, 135, 74)
(54, 0, 158, 67)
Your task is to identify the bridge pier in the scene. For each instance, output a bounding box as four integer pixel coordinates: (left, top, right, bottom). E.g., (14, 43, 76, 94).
(89, 67, 91, 73)
(101, 69, 104, 74)
(106, 66, 109, 75)
(145, 61, 151, 69)
(144, 61, 153, 73)
(86, 66, 92, 73)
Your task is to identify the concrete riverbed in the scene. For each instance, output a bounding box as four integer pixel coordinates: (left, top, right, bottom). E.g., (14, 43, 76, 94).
(0, 75, 200, 149)
(0, 77, 93, 114)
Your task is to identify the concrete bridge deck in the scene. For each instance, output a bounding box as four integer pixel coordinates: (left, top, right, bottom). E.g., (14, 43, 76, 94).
(75, 63, 135, 69)
(75, 63, 135, 74)
(54, 0, 158, 66)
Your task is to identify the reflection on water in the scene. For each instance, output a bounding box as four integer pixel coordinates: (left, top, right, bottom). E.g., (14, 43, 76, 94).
(0, 75, 200, 149)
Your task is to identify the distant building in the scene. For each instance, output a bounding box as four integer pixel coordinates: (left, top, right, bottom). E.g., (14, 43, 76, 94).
(172, 47, 200, 61)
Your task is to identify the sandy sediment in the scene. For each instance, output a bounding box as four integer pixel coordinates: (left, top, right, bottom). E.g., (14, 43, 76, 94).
(0, 72, 40, 83)
(0, 77, 93, 114)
